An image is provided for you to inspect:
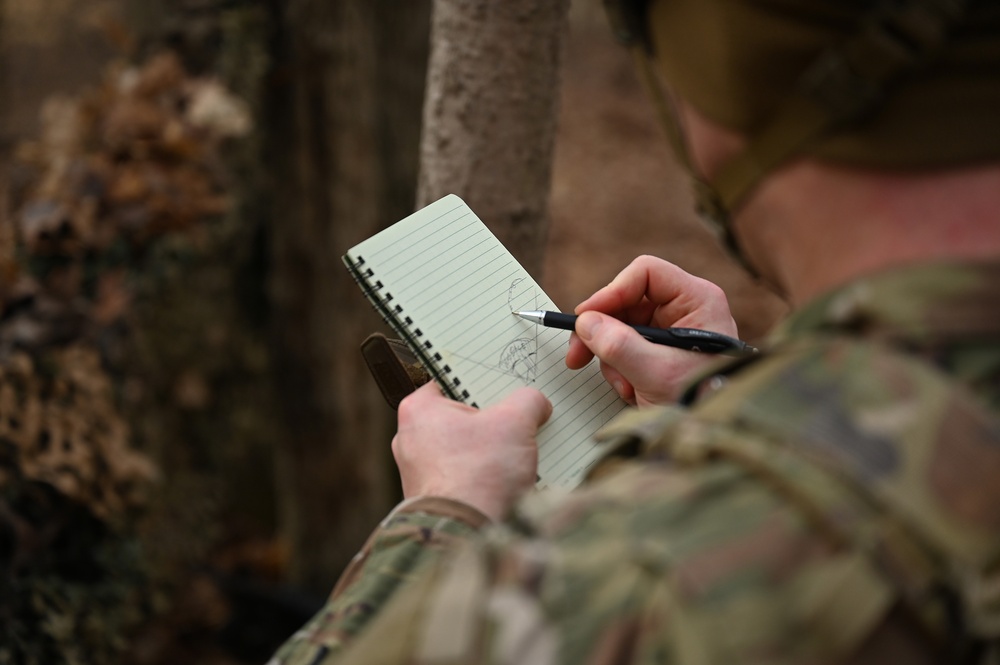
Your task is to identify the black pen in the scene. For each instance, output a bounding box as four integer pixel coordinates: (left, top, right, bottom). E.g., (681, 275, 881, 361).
(514, 310, 758, 356)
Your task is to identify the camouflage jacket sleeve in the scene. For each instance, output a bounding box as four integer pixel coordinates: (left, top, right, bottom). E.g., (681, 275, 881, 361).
(269, 496, 490, 664)
(269, 439, 906, 665)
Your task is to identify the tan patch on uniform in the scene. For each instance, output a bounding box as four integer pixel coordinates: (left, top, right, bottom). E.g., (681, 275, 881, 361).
(585, 617, 641, 665)
(672, 511, 827, 599)
(416, 545, 489, 661)
(927, 397, 1000, 531)
(486, 588, 558, 665)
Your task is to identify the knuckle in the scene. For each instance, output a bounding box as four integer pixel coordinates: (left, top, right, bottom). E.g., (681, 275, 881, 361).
(631, 254, 659, 271)
(599, 323, 633, 359)
(697, 278, 730, 304)
(500, 387, 533, 413)
(511, 388, 536, 410)
(397, 392, 420, 421)
(634, 254, 675, 272)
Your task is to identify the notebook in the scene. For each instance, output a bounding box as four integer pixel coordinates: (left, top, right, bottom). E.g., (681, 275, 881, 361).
(343, 194, 626, 488)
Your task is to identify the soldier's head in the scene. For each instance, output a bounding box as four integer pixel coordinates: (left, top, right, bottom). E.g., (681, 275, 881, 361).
(609, 0, 1000, 298)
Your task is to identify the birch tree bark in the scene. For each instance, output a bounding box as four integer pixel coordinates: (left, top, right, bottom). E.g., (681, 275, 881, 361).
(418, 0, 571, 277)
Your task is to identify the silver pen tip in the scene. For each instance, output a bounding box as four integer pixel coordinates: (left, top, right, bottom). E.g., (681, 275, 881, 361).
(514, 311, 545, 324)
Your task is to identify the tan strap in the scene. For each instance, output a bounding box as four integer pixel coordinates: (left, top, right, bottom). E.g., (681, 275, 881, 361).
(629, 47, 749, 265)
(713, 0, 969, 213)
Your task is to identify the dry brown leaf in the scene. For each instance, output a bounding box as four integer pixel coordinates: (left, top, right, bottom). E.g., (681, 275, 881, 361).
(92, 269, 130, 325)
(173, 369, 211, 410)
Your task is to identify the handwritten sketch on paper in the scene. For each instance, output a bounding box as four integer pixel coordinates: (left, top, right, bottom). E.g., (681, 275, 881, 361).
(496, 277, 539, 382)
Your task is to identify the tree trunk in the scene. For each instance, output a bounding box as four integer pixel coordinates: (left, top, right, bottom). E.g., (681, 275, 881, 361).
(418, 0, 571, 278)
(265, 0, 431, 591)
(374, 6, 433, 225)
(0, 0, 5, 149)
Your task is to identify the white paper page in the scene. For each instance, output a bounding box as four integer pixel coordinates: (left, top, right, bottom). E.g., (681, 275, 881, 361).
(345, 194, 626, 487)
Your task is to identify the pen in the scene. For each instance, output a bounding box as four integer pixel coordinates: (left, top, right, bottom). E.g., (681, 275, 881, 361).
(514, 310, 758, 356)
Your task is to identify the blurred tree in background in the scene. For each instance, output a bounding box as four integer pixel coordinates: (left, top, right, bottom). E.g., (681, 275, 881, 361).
(419, 0, 571, 277)
(262, 0, 430, 593)
(128, 0, 431, 592)
(0, 0, 433, 661)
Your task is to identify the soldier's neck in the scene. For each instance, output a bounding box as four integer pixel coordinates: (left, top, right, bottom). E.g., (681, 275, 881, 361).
(734, 160, 1000, 308)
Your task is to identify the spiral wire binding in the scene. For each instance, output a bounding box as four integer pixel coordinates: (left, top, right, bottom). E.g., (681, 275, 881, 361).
(344, 254, 477, 407)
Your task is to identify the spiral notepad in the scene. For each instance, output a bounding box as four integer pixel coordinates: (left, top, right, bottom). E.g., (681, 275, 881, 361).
(343, 194, 626, 488)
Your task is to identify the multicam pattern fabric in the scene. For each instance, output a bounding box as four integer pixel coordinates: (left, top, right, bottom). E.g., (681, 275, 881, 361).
(272, 260, 1000, 665)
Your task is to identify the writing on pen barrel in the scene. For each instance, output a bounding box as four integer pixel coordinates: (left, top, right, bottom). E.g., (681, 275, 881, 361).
(514, 310, 759, 357)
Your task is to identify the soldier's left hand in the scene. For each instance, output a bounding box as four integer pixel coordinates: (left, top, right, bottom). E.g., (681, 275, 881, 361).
(392, 381, 552, 521)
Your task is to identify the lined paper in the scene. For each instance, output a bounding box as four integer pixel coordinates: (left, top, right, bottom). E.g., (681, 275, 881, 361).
(344, 194, 626, 487)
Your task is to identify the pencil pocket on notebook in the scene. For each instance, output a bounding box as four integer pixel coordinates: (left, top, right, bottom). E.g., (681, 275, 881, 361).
(360, 332, 432, 410)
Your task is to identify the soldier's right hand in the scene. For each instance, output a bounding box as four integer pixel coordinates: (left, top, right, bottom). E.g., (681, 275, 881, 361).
(566, 255, 738, 406)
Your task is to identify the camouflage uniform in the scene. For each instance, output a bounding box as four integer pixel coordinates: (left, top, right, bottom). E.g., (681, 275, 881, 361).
(271, 259, 1000, 664)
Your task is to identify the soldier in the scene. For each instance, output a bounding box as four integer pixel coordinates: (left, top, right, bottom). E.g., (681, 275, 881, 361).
(273, 0, 1000, 663)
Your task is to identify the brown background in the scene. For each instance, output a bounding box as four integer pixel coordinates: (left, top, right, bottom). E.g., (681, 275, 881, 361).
(1, 0, 786, 342)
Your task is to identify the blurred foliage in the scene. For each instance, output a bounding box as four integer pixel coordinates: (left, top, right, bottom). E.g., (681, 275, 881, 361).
(0, 349, 150, 665)
(0, 44, 296, 663)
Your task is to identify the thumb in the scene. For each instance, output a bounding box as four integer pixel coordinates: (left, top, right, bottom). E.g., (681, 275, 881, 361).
(500, 387, 553, 428)
(575, 311, 663, 382)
